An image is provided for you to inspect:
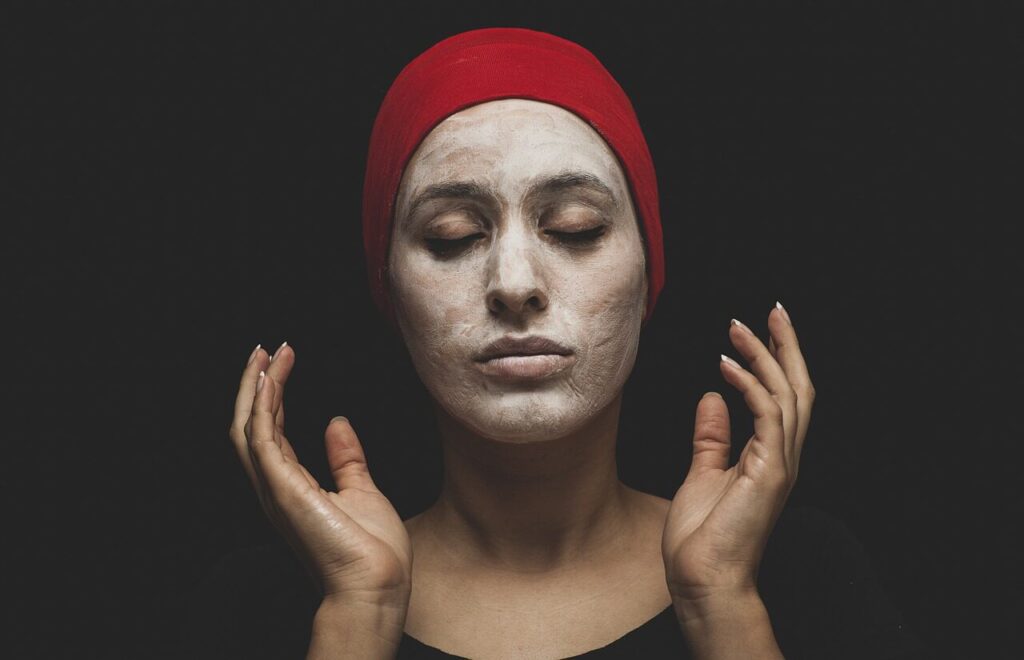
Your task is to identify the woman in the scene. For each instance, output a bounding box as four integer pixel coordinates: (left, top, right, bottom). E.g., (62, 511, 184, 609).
(208, 28, 924, 659)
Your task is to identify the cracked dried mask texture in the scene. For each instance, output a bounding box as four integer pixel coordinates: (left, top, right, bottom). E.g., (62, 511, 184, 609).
(387, 99, 648, 443)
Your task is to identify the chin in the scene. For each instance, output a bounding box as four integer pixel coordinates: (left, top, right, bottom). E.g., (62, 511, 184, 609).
(436, 386, 611, 444)
(463, 413, 584, 444)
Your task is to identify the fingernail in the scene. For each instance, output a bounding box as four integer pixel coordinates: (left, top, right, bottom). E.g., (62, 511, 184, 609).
(702, 392, 722, 400)
(330, 416, 348, 425)
(730, 318, 753, 335)
(776, 301, 793, 326)
(257, 370, 266, 392)
(270, 340, 287, 363)
(247, 343, 261, 366)
(721, 354, 742, 370)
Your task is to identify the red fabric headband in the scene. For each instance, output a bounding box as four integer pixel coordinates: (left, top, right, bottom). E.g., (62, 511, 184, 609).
(361, 27, 665, 328)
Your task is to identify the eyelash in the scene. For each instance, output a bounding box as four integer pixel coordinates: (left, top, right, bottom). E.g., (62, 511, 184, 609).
(425, 227, 607, 256)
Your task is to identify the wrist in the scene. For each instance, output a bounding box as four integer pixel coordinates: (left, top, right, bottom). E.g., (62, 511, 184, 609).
(671, 589, 783, 660)
(308, 596, 409, 660)
(671, 585, 762, 624)
(319, 584, 411, 612)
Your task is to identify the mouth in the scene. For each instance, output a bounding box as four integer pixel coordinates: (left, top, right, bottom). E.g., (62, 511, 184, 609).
(474, 334, 575, 380)
(474, 353, 576, 380)
(475, 335, 573, 361)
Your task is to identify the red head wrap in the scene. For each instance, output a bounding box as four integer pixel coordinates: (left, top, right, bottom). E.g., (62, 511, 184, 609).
(362, 27, 665, 329)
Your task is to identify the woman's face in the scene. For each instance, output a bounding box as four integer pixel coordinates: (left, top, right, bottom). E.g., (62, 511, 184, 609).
(388, 99, 648, 443)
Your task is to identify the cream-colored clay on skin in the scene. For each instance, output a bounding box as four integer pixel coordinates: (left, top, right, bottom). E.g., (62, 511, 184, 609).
(387, 99, 648, 443)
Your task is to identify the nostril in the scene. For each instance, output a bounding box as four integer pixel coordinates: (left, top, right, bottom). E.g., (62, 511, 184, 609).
(487, 290, 547, 317)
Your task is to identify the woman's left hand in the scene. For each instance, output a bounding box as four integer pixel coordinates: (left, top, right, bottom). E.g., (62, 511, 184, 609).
(662, 303, 816, 604)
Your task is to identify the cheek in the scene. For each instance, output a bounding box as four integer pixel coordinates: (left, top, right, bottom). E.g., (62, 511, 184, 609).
(568, 250, 646, 383)
(391, 259, 438, 339)
(391, 258, 477, 352)
(575, 240, 647, 321)
(577, 273, 645, 332)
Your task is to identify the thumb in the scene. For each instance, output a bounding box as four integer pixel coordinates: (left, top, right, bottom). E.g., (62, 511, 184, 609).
(325, 417, 380, 493)
(688, 392, 732, 476)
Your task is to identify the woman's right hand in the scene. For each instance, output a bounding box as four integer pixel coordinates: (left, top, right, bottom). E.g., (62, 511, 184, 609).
(228, 343, 412, 612)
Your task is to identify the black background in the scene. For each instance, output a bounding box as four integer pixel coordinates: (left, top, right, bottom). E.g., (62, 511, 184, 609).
(7, 2, 1019, 658)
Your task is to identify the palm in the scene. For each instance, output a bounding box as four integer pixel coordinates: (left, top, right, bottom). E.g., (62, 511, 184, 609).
(231, 343, 412, 603)
(268, 427, 412, 600)
(663, 432, 784, 597)
(324, 488, 408, 562)
(661, 309, 816, 601)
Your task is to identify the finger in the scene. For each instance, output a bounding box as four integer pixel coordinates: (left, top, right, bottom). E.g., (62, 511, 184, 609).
(250, 374, 321, 514)
(687, 392, 732, 476)
(247, 370, 278, 514)
(325, 417, 382, 493)
(266, 341, 293, 431)
(720, 354, 788, 482)
(768, 303, 816, 463)
(265, 370, 292, 459)
(264, 371, 319, 490)
(237, 349, 299, 471)
(729, 318, 798, 465)
(254, 381, 375, 576)
(230, 344, 269, 490)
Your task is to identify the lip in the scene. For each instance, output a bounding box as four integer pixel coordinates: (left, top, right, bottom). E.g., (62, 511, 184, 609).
(475, 335, 574, 362)
(474, 335, 575, 380)
(474, 353, 576, 380)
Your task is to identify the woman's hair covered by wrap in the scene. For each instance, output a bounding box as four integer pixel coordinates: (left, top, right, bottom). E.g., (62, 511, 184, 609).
(361, 27, 665, 330)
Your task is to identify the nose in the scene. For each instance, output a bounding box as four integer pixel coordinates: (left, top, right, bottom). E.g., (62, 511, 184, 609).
(484, 223, 549, 319)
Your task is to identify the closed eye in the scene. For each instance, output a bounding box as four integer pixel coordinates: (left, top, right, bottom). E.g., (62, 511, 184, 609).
(425, 227, 607, 257)
(425, 233, 484, 256)
(547, 226, 607, 245)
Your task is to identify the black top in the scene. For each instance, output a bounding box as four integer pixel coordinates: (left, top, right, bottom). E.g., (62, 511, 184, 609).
(166, 505, 929, 659)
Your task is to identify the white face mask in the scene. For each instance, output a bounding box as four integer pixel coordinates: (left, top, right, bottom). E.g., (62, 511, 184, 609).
(387, 98, 648, 443)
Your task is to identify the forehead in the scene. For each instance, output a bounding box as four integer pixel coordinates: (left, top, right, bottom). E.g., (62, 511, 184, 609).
(397, 99, 628, 201)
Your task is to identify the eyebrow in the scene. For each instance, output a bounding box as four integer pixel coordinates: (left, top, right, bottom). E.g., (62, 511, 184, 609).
(403, 170, 619, 226)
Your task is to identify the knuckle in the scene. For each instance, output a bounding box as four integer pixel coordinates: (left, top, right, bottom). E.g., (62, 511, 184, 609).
(795, 382, 816, 402)
(248, 441, 264, 470)
(696, 410, 729, 434)
(250, 436, 268, 455)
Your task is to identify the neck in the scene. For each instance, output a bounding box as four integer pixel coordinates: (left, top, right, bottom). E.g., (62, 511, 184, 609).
(422, 391, 636, 575)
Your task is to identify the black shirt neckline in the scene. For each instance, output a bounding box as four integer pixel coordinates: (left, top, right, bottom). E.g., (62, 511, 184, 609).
(398, 603, 678, 658)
